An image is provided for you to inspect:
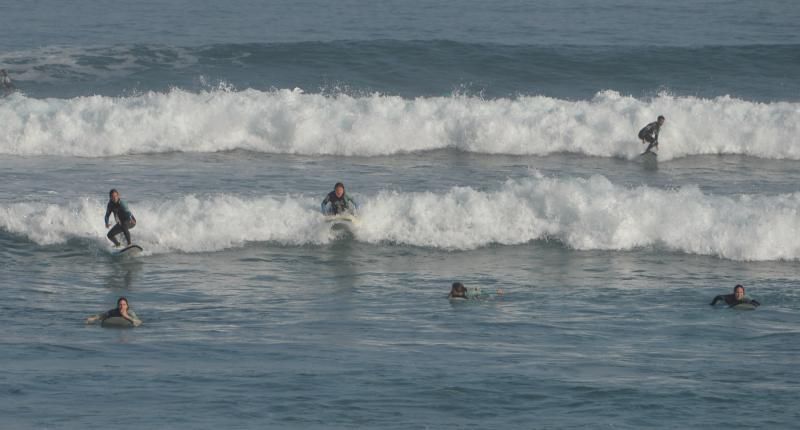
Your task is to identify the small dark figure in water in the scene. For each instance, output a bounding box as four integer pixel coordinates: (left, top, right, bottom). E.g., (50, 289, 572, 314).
(1, 69, 13, 94)
(639, 115, 665, 154)
(104, 189, 137, 247)
(448, 282, 504, 299)
(321, 182, 357, 215)
(710, 284, 760, 308)
(86, 297, 142, 326)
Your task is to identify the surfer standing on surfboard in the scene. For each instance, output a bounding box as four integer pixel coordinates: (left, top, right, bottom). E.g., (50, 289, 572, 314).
(638, 115, 665, 154)
(321, 182, 358, 215)
(104, 189, 137, 247)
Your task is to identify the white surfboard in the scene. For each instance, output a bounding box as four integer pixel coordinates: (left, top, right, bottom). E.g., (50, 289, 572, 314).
(325, 214, 360, 225)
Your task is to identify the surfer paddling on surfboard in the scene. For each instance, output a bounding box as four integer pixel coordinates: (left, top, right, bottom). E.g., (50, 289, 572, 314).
(321, 182, 358, 216)
(104, 189, 137, 247)
(710, 284, 760, 308)
(86, 297, 142, 326)
(639, 115, 665, 155)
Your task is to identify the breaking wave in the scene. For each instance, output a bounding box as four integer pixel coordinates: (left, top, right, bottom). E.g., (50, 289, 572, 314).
(2, 175, 800, 261)
(1, 89, 798, 160)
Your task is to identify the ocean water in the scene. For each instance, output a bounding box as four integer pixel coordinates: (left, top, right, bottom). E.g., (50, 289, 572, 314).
(2, 1, 800, 428)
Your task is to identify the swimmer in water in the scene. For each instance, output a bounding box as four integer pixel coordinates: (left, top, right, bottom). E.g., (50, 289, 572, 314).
(710, 284, 760, 308)
(448, 282, 504, 299)
(86, 297, 142, 326)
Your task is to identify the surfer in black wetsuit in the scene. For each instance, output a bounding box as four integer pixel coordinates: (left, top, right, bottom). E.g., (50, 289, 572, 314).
(0, 69, 13, 95)
(85, 297, 141, 326)
(104, 189, 137, 247)
(710, 284, 760, 307)
(638, 115, 665, 154)
(448, 282, 504, 299)
(321, 182, 357, 215)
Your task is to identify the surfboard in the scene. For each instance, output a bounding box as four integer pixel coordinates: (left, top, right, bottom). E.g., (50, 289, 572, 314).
(325, 214, 360, 229)
(731, 303, 758, 310)
(113, 244, 143, 257)
(325, 214, 359, 223)
(101, 317, 135, 327)
(640, 151, 658, 169)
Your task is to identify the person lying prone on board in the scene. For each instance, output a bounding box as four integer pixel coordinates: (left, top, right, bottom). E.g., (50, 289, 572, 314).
(86, 296, 142, 326)
(321, 182, 358, 215)
(710, 284, 760, 308)
(448, 282, 504, 300)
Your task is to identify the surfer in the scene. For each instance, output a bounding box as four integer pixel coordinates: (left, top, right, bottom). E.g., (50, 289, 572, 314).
(448, 282, 504, 299)
(0, 69, 13, 94)
(85, 297, 142, 326)
(710, 284, 760, 308)
(321, 182, 357, 215)
(638, 115, 665, 154)
(104, 189, 137, 247)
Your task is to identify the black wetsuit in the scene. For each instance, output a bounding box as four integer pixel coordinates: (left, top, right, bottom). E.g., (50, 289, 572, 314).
(638, 121, 661, 152)
(710, 294, 760, 307)
(105, 200, 136, 246)
(321, 191, 356, 215)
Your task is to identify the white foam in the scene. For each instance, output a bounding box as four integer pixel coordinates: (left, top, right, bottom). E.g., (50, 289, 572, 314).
(0, 89, 798, 160)
(3, 178, 800, 261)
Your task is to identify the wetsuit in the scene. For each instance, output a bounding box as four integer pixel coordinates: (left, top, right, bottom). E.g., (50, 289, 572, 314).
(105, 200, 136, 246)
(450, 288, 500, 300)
(0, 72, 12, 94)
(638, 121, 661, 153)
(95, 308, 140, 324)
(710, 294, 760, 307)
(321, 191, 357, 215)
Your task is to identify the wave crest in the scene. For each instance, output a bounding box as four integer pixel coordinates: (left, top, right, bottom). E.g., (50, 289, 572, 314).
(1, 89, 798, 160)
(3, 176, 800, 261)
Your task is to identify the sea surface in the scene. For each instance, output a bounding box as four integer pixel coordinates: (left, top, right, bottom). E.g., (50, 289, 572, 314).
(2, 1, 800, 428)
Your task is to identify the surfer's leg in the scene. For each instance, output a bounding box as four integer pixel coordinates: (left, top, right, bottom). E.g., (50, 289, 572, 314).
(121, 221, 134, 245)
(107, 224, 123, 246)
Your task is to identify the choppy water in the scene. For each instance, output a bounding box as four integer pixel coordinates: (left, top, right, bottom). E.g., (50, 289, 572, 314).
(2, 1, 800, 428)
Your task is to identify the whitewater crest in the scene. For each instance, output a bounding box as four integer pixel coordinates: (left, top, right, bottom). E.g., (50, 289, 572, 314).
(0, 89, 798, 160)
(2, 176, 800, 261)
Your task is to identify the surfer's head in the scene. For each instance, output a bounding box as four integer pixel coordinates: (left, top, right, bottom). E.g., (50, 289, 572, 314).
(449, 282, 467, 298)
(334, 182, 345, 198)
(117, 296, 129, 311)
(734, 284, 745, 300)
(657, 115, 665, 125)
(109, 188, 119, 202)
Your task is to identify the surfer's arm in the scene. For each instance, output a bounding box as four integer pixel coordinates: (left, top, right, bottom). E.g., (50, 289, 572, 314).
(123, 310, 142, 326)
(86, 310, 111, 324)
(321, 195, 331, 214)
(709, 295, 724, 305)
(104, 203, 112, 226)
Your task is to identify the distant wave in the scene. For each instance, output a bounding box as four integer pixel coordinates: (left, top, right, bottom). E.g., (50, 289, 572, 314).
(3, 176, 800, 261)
(2, 42, 798, 101)
(1, 89, 798, 160)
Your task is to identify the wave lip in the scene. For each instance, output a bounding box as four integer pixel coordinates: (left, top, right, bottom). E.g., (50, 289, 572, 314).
(3, 176, 800, 261)
(1, 89, 799, 160)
